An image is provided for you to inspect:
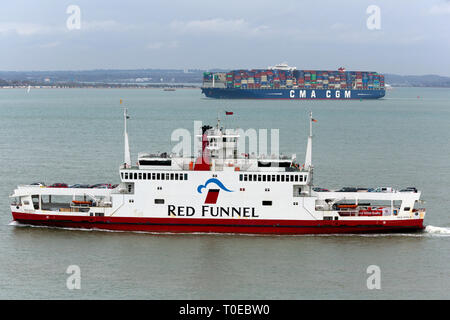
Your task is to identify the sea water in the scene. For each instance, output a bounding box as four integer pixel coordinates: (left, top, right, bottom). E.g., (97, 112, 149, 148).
(0, 87, 449, 299)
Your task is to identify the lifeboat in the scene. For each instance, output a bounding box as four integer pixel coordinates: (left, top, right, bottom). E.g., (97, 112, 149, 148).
(72, 200, 91, 205)
(337, 204, 358, 209)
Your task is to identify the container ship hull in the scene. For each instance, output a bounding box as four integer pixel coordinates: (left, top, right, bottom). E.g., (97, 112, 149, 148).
(202, 87, 385, 100)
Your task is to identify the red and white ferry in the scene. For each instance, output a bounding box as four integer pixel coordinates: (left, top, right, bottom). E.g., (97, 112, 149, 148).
(10, 110, 426, 234)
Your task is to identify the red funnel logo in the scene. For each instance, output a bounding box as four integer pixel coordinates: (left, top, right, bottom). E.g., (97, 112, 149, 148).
(197, 178, 233, 204)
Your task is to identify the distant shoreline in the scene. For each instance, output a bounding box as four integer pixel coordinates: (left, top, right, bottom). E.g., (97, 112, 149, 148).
(0, 85, 201, 89)
(1, 85, 450, 89)
(2, 69, 450, 89)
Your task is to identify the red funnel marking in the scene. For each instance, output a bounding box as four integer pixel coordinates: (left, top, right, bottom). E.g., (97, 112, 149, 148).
(194, 133, 210, 171)
(204, 189, 220, 204)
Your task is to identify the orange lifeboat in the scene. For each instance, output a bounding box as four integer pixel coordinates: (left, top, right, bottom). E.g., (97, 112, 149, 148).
(72, 200, 91, 205)
(337, 204, 358, 209)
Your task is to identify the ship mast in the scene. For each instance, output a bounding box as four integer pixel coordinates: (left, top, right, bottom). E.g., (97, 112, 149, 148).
(304, 111, 313, 169)
(304, 112, 314, 188)
(123, 107, 131, 168)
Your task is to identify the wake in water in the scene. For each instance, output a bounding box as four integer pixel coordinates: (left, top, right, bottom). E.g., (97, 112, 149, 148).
(424, 225, 450, 236)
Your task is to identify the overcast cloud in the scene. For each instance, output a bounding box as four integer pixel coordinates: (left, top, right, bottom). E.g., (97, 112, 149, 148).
(0, 0, 449, 75)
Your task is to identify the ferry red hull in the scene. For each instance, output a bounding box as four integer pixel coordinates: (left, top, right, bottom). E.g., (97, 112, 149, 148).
(11, 212, 424, 235)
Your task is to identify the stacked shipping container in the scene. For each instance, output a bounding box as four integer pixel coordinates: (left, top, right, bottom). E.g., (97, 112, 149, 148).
(204, 69, 385, 90)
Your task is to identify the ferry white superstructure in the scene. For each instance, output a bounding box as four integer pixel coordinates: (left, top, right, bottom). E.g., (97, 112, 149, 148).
(10, 111, 426, 234)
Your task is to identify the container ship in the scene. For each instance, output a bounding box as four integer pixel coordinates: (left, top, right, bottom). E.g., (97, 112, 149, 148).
(9, 110, 425, 235)
(202, 63, 385, 100)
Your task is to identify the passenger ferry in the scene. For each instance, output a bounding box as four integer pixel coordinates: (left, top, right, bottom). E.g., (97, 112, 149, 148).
(9, 110, 426, 234)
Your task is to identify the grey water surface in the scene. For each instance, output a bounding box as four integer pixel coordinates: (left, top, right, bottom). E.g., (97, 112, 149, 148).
(0, 87, 449, 299)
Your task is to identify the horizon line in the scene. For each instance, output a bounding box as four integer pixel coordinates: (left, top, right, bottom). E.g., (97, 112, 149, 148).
(1, 68, 450, 78)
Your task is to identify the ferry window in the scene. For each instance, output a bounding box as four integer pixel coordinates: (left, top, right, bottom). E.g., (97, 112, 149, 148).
(166, 173, 170, 180)
(253, 174, 257, 181)
(258, 175, 262, 181)
(121, 172, 124, 179)
(32, 195, 40, 209)
(139, 173, 142, 180)
(281, 175, 285, 182)
(263, 175, 266, 182)
(152, 173, 156, 180)
(300, 175, 303, 182)
(267, 175, 270, 182)
(124, 173, 128, 179)
(404, 207, 410, 211)
(170, 173, 174, 180)
(143, 173, 147, 180)
(175, 173, 178, 180)
(249, 175, 253, 181)
(161, 173, 165, 180)
(262, 201, 272, 206)
(179, 174, 183, 181)
(239, 174, 243, 181)
(157, 173, 161, 180)
(291, 176, 295, 182)
(244, 175, 248, 181)
(277, 175, 280, 182)
(184, 173, 188, 180)
(154, 199, 165, 204)
(134, 173, 137, 180)
(272, 175, 275, 181)
(294, 175, 298, 182)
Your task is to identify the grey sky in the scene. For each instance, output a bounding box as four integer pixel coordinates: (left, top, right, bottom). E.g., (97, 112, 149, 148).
(1, 0, 449, 75)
